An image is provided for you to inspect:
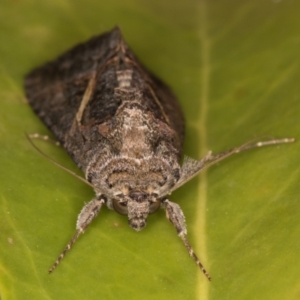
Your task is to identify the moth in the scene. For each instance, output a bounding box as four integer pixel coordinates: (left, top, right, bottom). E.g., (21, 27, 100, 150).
(25, 27, 294, 280)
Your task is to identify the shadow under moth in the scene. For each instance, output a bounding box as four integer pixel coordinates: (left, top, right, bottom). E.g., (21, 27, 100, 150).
(24, 27, 294, 280)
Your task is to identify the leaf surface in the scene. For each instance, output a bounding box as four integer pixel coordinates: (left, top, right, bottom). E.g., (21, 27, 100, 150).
(0, 0, 300, 299)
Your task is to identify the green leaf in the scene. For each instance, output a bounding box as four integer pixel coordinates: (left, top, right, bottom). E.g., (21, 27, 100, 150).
(0, 0, 300, 299)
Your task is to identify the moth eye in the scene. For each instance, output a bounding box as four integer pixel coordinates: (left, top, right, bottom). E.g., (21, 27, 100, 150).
(149, 200, 160, 214)
(113, 199, 128, 215)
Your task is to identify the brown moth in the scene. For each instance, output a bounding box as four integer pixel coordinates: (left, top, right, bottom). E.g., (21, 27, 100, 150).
(24, 27, 294, 279)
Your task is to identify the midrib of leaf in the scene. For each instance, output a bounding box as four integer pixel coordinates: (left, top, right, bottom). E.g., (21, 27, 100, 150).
(196, 0, 211, 298)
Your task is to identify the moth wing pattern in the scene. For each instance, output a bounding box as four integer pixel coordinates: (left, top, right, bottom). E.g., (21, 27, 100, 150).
(25, 27, 185, 170)
(141, 68, 185, 144)
(25, 29, 117, 139)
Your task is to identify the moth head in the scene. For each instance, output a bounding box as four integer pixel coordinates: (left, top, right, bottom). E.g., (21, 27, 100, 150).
(113, 191, 161, 231)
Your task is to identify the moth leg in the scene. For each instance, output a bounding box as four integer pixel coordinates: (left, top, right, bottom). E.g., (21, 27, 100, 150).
(162, 199, 211, 281)
(28, 133, 60, 146)
(48, 197, 105, 274)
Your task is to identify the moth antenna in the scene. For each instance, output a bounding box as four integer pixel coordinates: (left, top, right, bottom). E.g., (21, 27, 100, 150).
(27, 133, 61, 146)
(201, 137, 296, 172)
(163, 200, 211, 281)
(211, 137, 295, 161)
(48, 229, 83, 274)
(169, 137, 295, 194)
(25, 133, 94, 188)
(202, 137, 296, 171)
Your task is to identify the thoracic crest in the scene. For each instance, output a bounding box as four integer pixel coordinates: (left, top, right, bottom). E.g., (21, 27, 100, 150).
(25, 26, 294, 280)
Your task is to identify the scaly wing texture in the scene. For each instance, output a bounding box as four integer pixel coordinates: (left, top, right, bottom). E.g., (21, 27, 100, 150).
(25, 27, 185, 169)
(24, 28, 122, 144)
